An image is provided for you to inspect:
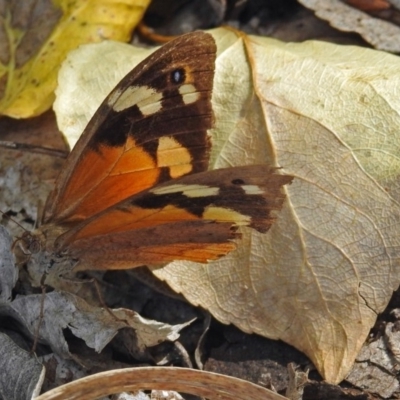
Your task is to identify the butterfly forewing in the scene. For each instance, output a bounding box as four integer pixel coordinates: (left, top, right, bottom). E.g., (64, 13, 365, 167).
(44, 32, 216, 225)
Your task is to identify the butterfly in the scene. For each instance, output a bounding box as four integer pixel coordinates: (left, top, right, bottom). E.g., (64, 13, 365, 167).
(19, 31, 292, 278)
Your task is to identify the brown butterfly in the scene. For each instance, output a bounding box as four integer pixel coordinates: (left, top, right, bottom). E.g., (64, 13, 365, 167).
(19, 31, 292, 278)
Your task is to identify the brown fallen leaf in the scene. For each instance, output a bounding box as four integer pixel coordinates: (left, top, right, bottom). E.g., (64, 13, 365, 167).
(0, 0, 150, 118)
(55, 27, 400, 384)
(298, 0, 400, 52)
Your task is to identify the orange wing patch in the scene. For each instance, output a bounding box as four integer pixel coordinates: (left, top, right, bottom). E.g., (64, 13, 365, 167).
(51, 140, 160, 223)
(61, 205, 199, 243)
(74, 242, 237, 270)
(67, 221, 239, 270)
(52, 136, 200, 223)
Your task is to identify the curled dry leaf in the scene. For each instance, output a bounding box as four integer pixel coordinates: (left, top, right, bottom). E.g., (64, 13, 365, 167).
(0, 0, 150, 118)
(34, 367, 285, 400)
(55, 27, 400, 383)
(298, 0, 400, 52)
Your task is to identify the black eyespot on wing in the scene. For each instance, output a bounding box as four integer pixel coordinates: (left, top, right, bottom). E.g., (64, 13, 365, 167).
(171, 68, 186, 84)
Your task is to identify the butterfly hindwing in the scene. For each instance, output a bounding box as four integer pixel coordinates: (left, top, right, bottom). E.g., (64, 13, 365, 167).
(44, 32, 216, 225)
(54, 166, 293, 269)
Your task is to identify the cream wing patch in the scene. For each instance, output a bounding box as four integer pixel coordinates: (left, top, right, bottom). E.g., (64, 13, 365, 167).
(111, 85, 163, 115)
(151, 184, 219, 198)
(241, 185, 264, 195)
(157, 136, 193, 178)
(178, 84, 200, 105)
(204, 206, 251, 225)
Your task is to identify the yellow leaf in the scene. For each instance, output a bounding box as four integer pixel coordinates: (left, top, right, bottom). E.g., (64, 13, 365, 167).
(0, 0, 150, 118)
(54, 27, 400, 384)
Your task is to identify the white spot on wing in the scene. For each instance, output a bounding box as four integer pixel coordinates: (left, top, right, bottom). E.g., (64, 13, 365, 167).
(111, 85, 163, 115)
(152, 184, 219, 198)
(241, 185, 264, 195)
(178, 84, 200, 105)
(107, 88, 123, 106)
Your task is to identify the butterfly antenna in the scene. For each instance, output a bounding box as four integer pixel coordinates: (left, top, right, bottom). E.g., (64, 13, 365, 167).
(0, 210, 29, 232)
(0, 140, 69, 159)
(0, 210, 33, 254)
(34, 201, 44, 230)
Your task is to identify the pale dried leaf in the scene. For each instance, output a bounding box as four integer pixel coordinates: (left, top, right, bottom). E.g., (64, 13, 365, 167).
(155, 29, 400, 383)
(54, 41, 152, 149)
(156, 29, 400, 382)
(298, 0, 400, 52)
(0, 332, 45, 400)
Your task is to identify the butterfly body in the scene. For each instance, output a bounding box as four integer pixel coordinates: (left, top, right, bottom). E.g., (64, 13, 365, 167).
(19, 32, 292, 282)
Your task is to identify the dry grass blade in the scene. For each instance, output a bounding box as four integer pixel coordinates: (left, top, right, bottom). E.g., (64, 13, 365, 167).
(34, 367, 286, 400)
